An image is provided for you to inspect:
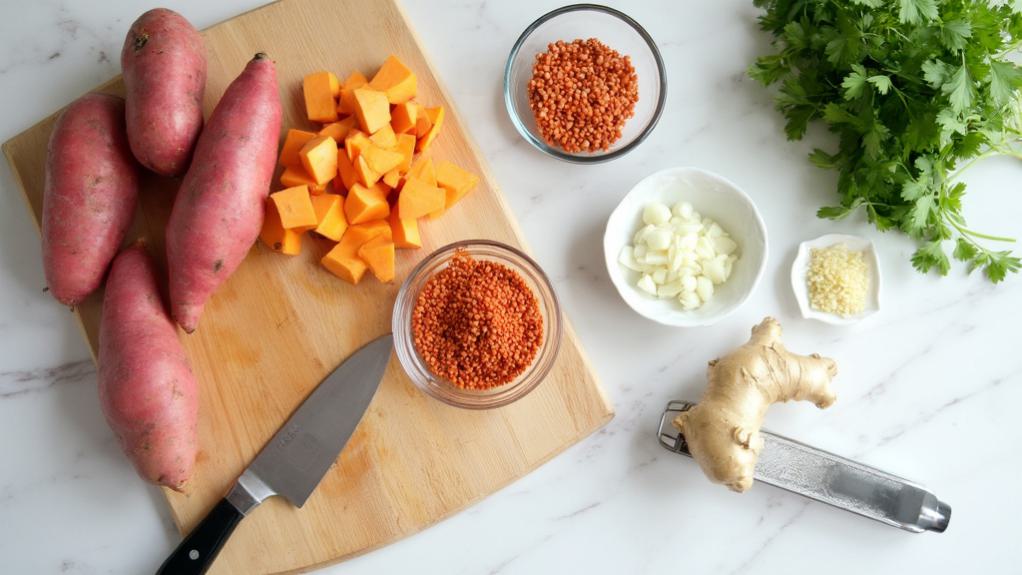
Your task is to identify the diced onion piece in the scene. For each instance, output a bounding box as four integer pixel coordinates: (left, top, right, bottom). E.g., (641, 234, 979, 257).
(713, 236, 738, 255)
(681, 274, 697, 293)
(643, 202, 672, 225)
(673, 201, 694, 219)
(637, 274, 657, 295)
(696, 276, 714, 302)
(659, 280, 684, 298)
(645, 228, 673, 251)
(652, 269, 668, 284)
(644, 251, 668, 266)
(618, 246, 642, 271)
(679, 291, 700, 310)
(703, 256, 727, 284)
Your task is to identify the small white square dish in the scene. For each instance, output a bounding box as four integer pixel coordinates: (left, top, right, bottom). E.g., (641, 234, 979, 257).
(791, 234, 882, 325)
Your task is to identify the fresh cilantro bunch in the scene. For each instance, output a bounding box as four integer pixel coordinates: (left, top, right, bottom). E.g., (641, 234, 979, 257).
(750, 0, 1022, 281)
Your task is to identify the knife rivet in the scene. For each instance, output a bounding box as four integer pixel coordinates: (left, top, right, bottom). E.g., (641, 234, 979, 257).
(189, 550, 200, 560)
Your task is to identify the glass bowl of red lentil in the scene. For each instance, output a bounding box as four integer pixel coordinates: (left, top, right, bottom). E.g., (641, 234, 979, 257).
(504, 4, 667, 163)
(392, 240, 563, 409)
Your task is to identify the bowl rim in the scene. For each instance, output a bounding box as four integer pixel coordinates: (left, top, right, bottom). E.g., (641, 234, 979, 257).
(790, 233, 882, 325)
(502, 3, 668, 164)
(391, 238, 564, 409)
(602, 166, 769, 327)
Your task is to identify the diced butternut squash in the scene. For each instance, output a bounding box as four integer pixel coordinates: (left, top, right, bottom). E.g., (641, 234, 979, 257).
(280, 166, 327, 194)
(382, 169, 402, 189)
(354, 155, 382, 187)
(352, 88, 391, 134)
(303, 71, 339, 123)
(417, 106, 445, 152)
(271, 185, 318, 232)
(414, 103, 433, 138)
(337, 71, 368, 116)
(369, 124, 397, 149)
(321, 248, 366, 284)
(436, 160, 479, 208)
(407, 156, 437, 186)
(369, 55, 417, 104)
(279, 129, 318, 169)
(346, 220, 393, 245)
(318, 116, 356, 141)
(310, 193, 348, 241)
(357, 235, 396, 282)
(362, 144, 404, 175)
(391, 102, 417, 134)
(299, 136, 339, 185)
(395, 133, 416, 173)
(398, 177, 445, 219)
(260, 198, 302, 255)
(336, 150, 358, 192)
(345, 182, 390, 224)
(344, 130, 372, 162)
(388, 209, 421, 249)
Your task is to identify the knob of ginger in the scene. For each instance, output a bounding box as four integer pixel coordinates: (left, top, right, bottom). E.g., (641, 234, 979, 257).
(673, 317, 838, 492)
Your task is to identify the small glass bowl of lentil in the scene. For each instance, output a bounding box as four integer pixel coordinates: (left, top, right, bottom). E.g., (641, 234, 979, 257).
(392, 240, 563, 409)
(504, 4, 667, 163)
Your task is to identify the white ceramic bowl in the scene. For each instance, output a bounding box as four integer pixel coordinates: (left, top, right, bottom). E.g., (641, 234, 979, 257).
(791, 234, 882, 325)
(603, 167, 768, 327)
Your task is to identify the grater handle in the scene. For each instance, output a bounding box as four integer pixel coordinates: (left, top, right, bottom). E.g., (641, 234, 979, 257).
(658, 401, 950, 533)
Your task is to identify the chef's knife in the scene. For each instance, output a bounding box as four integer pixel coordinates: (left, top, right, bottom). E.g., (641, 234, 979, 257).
(157, 334, 393, 575)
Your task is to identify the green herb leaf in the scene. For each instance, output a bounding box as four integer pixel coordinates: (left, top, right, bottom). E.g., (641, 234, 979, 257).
(990, 61, 1022, 107)
(940, 20, 972, 52)
(842, 64, 869, 100)
(899, 0, 939, 25)
(943, 64, 975, 113)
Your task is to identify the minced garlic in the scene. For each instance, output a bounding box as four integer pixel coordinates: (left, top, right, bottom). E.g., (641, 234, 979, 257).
(807, 244, 869, 317)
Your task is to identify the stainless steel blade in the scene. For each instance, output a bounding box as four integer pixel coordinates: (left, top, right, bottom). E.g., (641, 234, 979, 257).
(657, 400, 950, 533)
(236, 334, 393, 510)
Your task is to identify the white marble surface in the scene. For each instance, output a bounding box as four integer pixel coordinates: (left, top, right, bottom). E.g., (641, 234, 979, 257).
(1, 0, 1020, 573)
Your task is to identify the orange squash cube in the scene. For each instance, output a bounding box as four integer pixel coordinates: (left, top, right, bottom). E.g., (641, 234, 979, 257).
(318, 116, 357, 141)
(369, 55, 417, 104)
(391, 102, 417, 134)
(394, 133, 416, 173)
(436, 160, 479, 208)
(357, 235, 396, 282)
(311, 193, 348, 241)
(337, 71, 368, 116)
(353, 88, 391, 134)
(397, 177, 444, 219)
(388, 209, 421, 249)
(414, 103, 433, 138)
(346, 220, 393, 245)
(369, 124, 398, 149)
(280, 166, 326, 194)
(407, 156, 437, 186)
(260, 198, 302, 255)
(344, 130, 373, 162)
(354, 155, 382, 187)
(271, 185, 318, 232)
(303, 71, 339, 123)
(278, 129, 317, 169)
(344, 182, 390, 224)
(336, 150, 358, 192)
(299, 136, 338, 185)
(362, 144, 404, 175)
(321, 249, 366, 284)
(382, 169, 402, 189)
(417, 106, 445, 153)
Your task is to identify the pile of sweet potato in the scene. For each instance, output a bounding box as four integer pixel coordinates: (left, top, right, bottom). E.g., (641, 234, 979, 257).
(260, 56, 479, 285)
(41, 8, 281, 490)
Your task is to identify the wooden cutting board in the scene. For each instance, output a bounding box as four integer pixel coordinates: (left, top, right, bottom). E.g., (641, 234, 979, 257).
(2, 0, 613, 572)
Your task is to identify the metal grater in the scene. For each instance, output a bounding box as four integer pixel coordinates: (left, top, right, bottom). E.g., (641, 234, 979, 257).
(658, 400, 950, 533)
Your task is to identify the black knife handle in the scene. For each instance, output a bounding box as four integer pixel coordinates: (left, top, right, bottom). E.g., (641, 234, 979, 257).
(156, 497, 244, 575)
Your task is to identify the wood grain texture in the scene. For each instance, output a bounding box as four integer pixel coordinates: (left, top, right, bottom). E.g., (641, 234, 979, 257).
(2, 0, 613, 573)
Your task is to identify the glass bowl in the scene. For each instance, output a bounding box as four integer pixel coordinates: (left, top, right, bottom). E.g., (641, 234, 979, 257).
(392, 240, 563, 409)
(503, 4, 667, 163)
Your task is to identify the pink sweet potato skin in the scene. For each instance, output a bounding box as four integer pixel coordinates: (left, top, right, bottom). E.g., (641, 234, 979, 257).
(122, 8, 206, 176)
(166, 54, 281, 332)
(98, 245, 198, 491)
(43, 93, 139, 306)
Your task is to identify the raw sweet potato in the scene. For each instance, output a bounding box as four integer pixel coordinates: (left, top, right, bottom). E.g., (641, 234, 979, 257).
(98, 244, 198, 491)
(42, 93, 139, 306)
(166, 53, 282, 332)
(121, 8, 206, 176)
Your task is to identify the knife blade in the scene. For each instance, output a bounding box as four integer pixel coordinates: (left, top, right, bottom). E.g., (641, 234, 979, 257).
(157, 333, 393, 575)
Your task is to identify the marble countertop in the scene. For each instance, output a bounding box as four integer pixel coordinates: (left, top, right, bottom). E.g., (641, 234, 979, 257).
(2, 1, 1020, 573)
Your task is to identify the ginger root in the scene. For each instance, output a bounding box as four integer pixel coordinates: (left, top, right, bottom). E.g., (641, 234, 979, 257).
(673, 317, 837, 492)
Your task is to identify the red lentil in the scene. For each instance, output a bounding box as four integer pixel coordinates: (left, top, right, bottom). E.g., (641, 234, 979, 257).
(411, 250, 543, 390)
(527, 38, 639, 153)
